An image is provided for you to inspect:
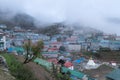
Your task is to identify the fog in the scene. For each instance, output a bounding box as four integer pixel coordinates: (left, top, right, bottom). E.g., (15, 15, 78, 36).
(0, 0, 120, 35)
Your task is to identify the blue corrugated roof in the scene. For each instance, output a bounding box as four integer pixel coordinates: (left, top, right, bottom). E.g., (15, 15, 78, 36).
(74, 57, 85, 64)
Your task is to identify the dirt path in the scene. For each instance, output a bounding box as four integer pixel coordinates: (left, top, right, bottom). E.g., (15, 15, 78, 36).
(0, 55, 15, 80)
(15, 55, 53, 80)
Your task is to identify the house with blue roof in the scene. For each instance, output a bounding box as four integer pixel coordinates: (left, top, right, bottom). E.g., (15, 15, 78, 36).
(74, 57, 85, 64)
(7, 46, 24, 55)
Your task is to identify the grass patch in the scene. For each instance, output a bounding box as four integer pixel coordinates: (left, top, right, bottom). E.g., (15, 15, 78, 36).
(1, 54, 37, 80)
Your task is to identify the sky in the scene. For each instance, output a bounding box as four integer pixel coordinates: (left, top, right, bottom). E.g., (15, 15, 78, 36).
(0, 0, 120, 35)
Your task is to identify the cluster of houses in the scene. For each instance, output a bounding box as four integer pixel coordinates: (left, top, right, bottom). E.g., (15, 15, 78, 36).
(0, 24, 120, 80)
(0, 24, 120, 53)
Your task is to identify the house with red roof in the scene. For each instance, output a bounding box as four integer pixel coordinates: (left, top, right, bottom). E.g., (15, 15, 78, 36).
(64, 61, 74, 70)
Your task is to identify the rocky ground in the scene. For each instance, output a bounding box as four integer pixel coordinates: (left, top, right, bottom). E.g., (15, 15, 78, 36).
(0, 55, 15, 80)
(0, 69, 15, 80)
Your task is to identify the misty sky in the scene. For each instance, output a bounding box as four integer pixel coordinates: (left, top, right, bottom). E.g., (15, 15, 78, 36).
(0, 0, 120, 35)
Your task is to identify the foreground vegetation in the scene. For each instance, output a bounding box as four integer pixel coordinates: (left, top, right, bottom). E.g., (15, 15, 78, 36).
(23, 40, 44, 64)
(2, 54, 37, 80)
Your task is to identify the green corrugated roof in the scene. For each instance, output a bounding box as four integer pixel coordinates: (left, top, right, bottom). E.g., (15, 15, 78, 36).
(109, 40, 120, 44)
(62, 67, 85, 79)
(14, 47, 24, 52)
(34, 58, 52, 69)
(34, 58, 95, 80)
(42, 52, 59, 54)
(106, 69, 120, 80)
(92, 39, 100, 42)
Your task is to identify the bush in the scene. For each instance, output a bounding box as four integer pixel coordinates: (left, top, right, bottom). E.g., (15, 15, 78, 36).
(2, 54, 37, 80)
(93, 53, 101, 59)
(99, 47, 111, 52)
(56, 73, 72, 80)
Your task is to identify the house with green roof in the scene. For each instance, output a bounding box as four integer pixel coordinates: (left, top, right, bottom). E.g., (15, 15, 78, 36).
(62, 67, 96, 80)
(42, 52, 59, 58)
(106, 68, 120, 80)
(34, 58, 52, 70)
(62, 67, 85, 79)
(34, 58, 96, 80)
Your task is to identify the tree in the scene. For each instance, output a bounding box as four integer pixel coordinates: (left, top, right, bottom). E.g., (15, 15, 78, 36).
(51, 63, 58, 80)
(23, 39, 44, 63)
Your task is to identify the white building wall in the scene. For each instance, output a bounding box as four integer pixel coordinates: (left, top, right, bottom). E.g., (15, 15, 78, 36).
(68, 44, 81, 51)
(0, 35, 6, 51)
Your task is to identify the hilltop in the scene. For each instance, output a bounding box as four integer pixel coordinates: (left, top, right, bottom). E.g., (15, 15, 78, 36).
(0, 10, 35, 29)
(0, 9, 102, 35)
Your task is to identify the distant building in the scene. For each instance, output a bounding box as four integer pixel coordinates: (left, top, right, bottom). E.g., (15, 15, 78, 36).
(99, 40, 120, 50)
(99, 40, 110, 48)
(90, 40, 100, 51)
(64, 61, 74, 70)
(0, 34, 6, 51)
(67, 43, 81, 52)
(42, 52, 59, 58)
(0, 24, 7, 28)
(14, 26, 22, 31)
(116, 36, 120, 41)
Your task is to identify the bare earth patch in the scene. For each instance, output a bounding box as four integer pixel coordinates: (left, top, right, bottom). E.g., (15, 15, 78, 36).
(83, 65, 113, 80)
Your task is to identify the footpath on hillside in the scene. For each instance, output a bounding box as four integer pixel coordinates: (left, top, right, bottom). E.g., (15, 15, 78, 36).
(0, 55, 15, 80)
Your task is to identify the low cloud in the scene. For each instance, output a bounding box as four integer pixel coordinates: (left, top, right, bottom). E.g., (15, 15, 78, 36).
(0, 0, 120, 35)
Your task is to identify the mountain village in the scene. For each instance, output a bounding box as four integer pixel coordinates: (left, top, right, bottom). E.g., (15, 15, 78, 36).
(0, 24, 120, 80)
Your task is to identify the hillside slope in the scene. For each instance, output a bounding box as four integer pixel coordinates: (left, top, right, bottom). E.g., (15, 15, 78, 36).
(15, 55, 53, 80)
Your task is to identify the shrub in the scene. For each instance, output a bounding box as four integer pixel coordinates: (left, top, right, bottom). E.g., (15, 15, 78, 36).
(99, 47, 111, 52)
